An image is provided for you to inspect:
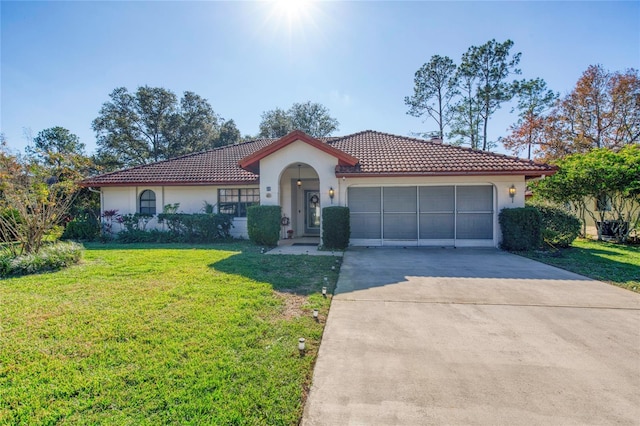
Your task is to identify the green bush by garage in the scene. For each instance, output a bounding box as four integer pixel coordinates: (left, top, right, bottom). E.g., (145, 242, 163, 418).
(322, 206, 350, 249)
(499, 207, 542, 251)
(531, 204, 581, 248)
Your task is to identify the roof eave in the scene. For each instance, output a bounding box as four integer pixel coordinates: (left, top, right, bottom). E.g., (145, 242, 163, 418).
(335, 170, 556, 179)
(80, 178, 260, 188)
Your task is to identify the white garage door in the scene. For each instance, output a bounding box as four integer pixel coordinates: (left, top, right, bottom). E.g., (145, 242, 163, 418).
(348, 185, 494, 246)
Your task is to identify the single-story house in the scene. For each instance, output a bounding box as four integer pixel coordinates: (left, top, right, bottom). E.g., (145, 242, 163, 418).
(82, 130, 555, 247)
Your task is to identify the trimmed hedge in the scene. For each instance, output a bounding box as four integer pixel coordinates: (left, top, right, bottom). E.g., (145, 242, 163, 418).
(247, 205, 281, 246)
(322, 206, 350, 249)
(499, 207, 542, 251)
(533, 205, 581, 248)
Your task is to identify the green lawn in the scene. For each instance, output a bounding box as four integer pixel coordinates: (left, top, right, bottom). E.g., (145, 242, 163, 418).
(520, 239, 640, 293)
(0, 242, 340, 425)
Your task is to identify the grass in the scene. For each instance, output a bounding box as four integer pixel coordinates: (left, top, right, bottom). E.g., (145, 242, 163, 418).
(0, 241, 341, 425)
(520, 238, 640, 293)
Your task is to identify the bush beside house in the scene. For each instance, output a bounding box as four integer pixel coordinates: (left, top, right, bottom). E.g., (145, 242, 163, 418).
(531, 204, 581, 248)
(322, 206, 350, 249)
(247, 205, 281, 246)
(499, 207, 542, 251)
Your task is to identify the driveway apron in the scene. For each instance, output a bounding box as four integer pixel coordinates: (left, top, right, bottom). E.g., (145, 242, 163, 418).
(302, 247, 640, 425)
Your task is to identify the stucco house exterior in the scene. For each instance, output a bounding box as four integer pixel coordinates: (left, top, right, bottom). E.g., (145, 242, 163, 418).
(82, 130, 555, 247)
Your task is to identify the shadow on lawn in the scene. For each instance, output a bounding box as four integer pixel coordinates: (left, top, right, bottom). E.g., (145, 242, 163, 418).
(530, 246, 639, 285)
(210, 250, 340, 296)
(82, 241, 250, 251)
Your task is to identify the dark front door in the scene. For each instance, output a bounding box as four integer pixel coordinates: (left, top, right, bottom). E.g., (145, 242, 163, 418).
(305, 190, 321, 235)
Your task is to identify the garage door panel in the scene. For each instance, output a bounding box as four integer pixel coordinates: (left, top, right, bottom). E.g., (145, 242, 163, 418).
(348, 185, 494, 245)
(419, 186, 454, 212)
(351, 214, 381, 239)
(419, 213, 455, 239)
(348, 187, 381, 213)
(383, 187, 417, 213)
(457, 213, 493, 239)
(383, 213, 417, 239)
(457, 186, 493, 212)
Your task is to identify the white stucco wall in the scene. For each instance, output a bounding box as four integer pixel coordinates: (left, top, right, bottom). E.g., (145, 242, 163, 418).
(101, 185, 257, 238)
(259, 140, 341, 238)
(259, 140, 340, 207)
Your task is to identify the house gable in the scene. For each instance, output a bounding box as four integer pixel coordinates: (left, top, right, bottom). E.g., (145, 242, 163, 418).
(238, 130, 359, 174)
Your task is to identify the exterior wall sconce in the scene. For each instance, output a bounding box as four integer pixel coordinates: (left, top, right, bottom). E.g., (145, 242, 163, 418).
(509, 184, 516, 203)
(329, 187, 334, 199)
(296, 165, 302, 187)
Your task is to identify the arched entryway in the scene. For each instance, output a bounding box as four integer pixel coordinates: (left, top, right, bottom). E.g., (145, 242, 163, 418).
(279, 163, 320, 239)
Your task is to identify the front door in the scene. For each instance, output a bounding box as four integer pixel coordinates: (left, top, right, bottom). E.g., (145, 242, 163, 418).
(305, 190, 321, 235)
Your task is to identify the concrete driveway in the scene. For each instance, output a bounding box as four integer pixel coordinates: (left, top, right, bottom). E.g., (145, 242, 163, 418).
(302, 248, 640, 425)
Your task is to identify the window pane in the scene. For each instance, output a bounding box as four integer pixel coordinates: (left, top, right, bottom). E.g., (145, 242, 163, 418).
(219, 203, 237, 216)
(139, 190, 156, 215)
(218, 188, 259, 217)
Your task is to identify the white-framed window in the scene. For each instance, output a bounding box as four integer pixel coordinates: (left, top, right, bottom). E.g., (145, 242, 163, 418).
(139, 190, 157, 215)
(218, 188, 259, 217)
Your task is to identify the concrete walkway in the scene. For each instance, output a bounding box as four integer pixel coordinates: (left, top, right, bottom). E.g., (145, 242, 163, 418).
(265, 237, 344, 256)
(302, 247, 640, 425)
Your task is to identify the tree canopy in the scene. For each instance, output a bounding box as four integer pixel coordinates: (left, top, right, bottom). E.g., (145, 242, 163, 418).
(533, 145, 640, 242)
(93, 86, 234, 170)
(258, 102, 339, 138)
(501, 78, 558, 159)
(404, 55, 457, 140)
(0, 142, 84, 254)
(407, 39, 523, 150)
(504, 65, 640, 161)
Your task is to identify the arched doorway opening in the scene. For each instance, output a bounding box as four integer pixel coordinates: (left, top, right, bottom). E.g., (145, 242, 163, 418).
(279, 163, 320, 239)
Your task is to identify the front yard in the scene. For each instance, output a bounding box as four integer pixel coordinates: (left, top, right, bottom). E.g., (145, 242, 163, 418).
(0, 242, 339, 425)
(520, 238, 640, 293)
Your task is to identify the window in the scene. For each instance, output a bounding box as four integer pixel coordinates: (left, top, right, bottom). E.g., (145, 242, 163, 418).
(139, 190, 156, 215)
(596, 194, 611, 212)
(218, 188, 259, 217)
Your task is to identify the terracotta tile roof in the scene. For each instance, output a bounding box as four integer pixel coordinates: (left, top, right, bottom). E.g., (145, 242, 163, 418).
(81, 139, 274, 186)
(82, 131, 555, 187)
(330, 131, 555, 177)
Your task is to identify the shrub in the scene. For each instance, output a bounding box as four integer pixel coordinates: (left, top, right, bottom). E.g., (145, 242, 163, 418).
(120, 213, 154, 232)
(247, 205, 281, 246)
(0, 241, 84, 277)
(62, 215, 100, 241)
(156, 213, 232, 242)
(499, 207, 542, 251)
(117, 229, 159, 243)
(322, 206, 350, 249)
(532, 204, 581, 248)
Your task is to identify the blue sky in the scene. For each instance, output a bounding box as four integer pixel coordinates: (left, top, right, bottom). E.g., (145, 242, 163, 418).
(2, 1, 638, 156)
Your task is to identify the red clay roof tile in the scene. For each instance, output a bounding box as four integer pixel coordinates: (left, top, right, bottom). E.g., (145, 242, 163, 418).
(81, 131, 554, 186)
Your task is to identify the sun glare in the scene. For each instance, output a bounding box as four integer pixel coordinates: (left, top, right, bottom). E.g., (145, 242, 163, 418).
(257, 0, 328, 55)
(273, 0, 311, 23)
